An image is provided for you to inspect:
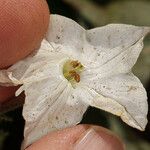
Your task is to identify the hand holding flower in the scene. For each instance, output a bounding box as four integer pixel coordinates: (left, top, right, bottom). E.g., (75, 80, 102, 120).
(1, 0, 149, 150)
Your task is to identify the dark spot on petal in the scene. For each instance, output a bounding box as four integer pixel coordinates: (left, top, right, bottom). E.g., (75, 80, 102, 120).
(56, 35, 60, 39)
(65, 120, 68, 124)
(122, 57, 125, 60)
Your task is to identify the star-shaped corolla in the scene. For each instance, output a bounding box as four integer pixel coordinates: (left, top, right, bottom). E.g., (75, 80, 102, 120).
(0, 15, 149, 149)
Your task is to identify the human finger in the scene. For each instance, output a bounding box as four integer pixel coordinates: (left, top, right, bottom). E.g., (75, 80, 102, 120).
(26, 125, 125, 150)
(0, 0, 50, 103)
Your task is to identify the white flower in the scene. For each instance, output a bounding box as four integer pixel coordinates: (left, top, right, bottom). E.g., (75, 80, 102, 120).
(0, 15, 149, 149)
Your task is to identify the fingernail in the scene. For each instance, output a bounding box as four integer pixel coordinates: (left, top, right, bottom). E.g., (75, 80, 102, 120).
(74, 128, 124, 150)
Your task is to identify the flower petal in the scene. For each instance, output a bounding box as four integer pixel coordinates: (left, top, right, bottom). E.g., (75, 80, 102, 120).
(46, 15, 85, 57)
(22, 80, 88, 149)
(82, 36, 149, 79)
(81, 73, 148, 130)
(82, 25, 150, 71)
(86, 24, 149, 49)
(0, 40, 68, 86)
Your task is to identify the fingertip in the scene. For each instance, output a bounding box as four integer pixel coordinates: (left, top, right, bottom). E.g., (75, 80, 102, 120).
(26, 125, 125, 150)
(0, 0, 50, 68)
(26, 125, 89, 150)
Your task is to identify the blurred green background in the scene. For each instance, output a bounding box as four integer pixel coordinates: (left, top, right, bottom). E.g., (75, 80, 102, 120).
(0, 0, 150, 149)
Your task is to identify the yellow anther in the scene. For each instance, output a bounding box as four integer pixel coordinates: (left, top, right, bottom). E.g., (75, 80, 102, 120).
(63, 60, 83, 85)
(71, 60, 80, 68)
(74, 73, 80, 82)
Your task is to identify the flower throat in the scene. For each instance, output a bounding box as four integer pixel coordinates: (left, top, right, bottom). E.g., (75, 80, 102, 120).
(63, 60, 84, 84)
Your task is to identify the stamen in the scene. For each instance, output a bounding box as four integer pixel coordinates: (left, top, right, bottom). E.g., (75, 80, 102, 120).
(71, 60, 80, 68)
(74, 73, 80, 82)
(69, 70, 76, 76)
(63, 60, 83, 85)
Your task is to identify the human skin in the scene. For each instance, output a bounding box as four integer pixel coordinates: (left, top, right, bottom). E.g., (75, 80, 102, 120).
(0, 0, 124, 150)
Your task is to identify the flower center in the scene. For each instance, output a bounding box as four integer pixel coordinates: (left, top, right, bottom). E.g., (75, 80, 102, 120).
(63, 60, 84, 84)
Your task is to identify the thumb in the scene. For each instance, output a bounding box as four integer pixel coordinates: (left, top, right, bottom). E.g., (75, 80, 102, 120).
(0, 0, 49, 69)
(0, 0, 49, 103)
(26, 125, 125, 150)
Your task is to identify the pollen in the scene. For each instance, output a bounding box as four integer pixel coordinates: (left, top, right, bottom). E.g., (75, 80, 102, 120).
(63, 60, 83, 84)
